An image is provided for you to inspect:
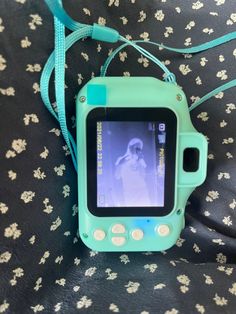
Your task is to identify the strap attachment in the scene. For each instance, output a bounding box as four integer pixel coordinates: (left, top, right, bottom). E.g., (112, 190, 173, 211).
(92, 23, 119, 43)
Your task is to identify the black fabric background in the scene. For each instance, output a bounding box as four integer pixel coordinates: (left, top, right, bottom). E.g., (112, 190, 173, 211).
(0, 1, 236, 313)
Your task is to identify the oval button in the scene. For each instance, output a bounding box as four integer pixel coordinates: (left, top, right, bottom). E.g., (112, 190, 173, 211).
(111, 236, 126, 246)
(93, 229, 106, 241)
(131, 229, 144, 241)
(111, 224, 126, 234)
(157, 224, 170, 237)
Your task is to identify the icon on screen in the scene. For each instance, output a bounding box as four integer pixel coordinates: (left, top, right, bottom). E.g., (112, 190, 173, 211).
(159, 123, 166, 132)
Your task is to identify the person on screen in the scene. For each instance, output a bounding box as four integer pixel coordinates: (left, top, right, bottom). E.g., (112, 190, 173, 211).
(115, 138, 151, 206)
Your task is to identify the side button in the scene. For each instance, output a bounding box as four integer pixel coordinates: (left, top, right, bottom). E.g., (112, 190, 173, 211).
(131, 229, 144, 241)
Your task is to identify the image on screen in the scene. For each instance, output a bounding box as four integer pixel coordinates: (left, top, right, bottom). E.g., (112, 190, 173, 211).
(96, 121, 166, 207)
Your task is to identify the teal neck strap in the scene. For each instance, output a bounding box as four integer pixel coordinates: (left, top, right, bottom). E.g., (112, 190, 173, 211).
(40, 0, 236, 172)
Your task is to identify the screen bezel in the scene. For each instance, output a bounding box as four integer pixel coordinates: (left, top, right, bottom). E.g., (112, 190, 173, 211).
(86, 107, 177, 217)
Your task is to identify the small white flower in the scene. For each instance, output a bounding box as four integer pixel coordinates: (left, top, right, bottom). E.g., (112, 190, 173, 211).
(54, 303, 63, 312)
(216, 253, 227, 264)
(109, 303, 119, 312)
(50, 217, 62, 231)
(74, 257, 81, 266)
(154, 283, 166, 290)
(140, 32, 150, 41)
(206, 190, 219, 202)
(54, 164, 66, 176)
(34, 277, 42, 291)
(138, 11, 146, 23)
(203, 274, 213, 285)
(193, 243, 201, 253)
(40, 147, 49, 159)
(62, 185, 70, 197)
(49, 128, 61, 136)
(77, 296, 92, 309)
(98, 17, 106, 25)
(119, 51, 127, 62)
(195, 304, 205, 314)
(55, 278, 66, 286)
(29, 235, 36, 245)
(154, 10, 165, 21)
(33, 82, 40, 93)
(21, 191, 35, 203)
(0, 54, 6, 71)
(229, 283, 236, 295)
(0, 18, 5, 32)
(0, 251, 12, 263)
(73, 286, 80, 292)
(179, 64, 192, 75)
(213, 293, 228, 306)
(85, 267, 97, 277)
(23, 113, 39, 125)
(33, 167, 46, 180)
(8, 170, 17, 180)
(185, 21, 195, 30)
(0, 202, 8, 214)
(4, 223, 21, 239)
(120, 254, 130, 264)
(144, 264, 158, 273)
(81, 52, 89, 62)
(105, 268, 117, 280)
(225, 103, 236, 114)
(192, 1, 204, 10)
(222, 216, 232, 226)
(165, 309, 179, 314)
(177, 274, 190, 286)
(216, 70, 228, 80)
(43, 198, 53, 214)
(39, 251, 50, 264)
(0, 300, 9, 313)
(83, 8, 91, 16)
(30, 304, 45, 313)
(21, 36, 31, 48)
(125, 281, 140, 293)
(176, 237, 185, 247)
(200, 57, 208, 66)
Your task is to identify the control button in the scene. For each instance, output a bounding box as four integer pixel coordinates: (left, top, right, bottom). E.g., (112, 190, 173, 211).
(131, 229, 144, 241)
(93, 229, 106, 241)
(157, 224, 170, 237)
(111, 224, 126, 234)
(111, 236, 126, 246)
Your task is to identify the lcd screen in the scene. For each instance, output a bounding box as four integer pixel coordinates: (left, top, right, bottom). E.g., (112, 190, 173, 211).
(96, 122, 166, 207)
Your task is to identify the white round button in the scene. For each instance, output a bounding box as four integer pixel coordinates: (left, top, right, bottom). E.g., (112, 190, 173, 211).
(111, 236, 126, 246)
(131, 229, 144, 241)
(111, 224, 126, 234)
(93, 229, 106, 241)
(157, 224, 170, 237)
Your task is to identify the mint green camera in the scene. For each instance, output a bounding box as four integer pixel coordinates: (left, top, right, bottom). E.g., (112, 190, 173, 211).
(76, 77, 208, 252)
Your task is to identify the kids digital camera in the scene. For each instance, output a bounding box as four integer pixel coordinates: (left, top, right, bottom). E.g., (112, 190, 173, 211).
(76, 76, 208, 252)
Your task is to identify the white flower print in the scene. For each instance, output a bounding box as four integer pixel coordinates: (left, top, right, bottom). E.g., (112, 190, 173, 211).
(54, 164, 66, 176)
(0, 18, 5, 32)
(0, 300, 9, 313)
(225, 103, 236, 114)
(197, 112, 209, 121)
(119, 51, 127, 62)
(203, 274, 213, 285)
(40, 147, 49, 159)
(34, 277, 42, 291)
(77, 296, 92, 309)
(138, 55, 149, 67)
(73, 286, 80, 292)
(29, 14, 42, 30)
(33, 167, 46, 180)
(154, 283, 166, 290)
(8, 170, 17, 180)
(21, 36, 31, 48)
(222, 216, 232, 226)
(177, 275, 190, 286)
(144, 264, 158, 273)
(85, 267, 97, 277)
(21, 191, 35, 203)
(83, 8, 91, 16)
(216, 253, 227, 264)
(74, 258, 81, 266)
(50, 217, 62, 231)
(109, 303, 119, 312)
(23, 113, 39, 125)
(81, 52, 89, 61)
(29, 235, 36, 245)
(120, 254, 130, 264)
(0, 87, 15, 96)
(229, 199, 236, 209)
(54, 303, 63, 312)
(0, 202, 8, 214)
(125, 281, 140, 293)
(55, 278, 66, 286)
(62, 185, 70, 197)
(179, 64, 192, 75)
(216, 69, 228, 80)
(0, 251, 12, 263)
(165, 309, 179, 314)
(229, 283, 236, 295)
(138, 11, 146, 23)
(43, 198, 53, 214)
(30, 304, 44, 313)
(98, 17, 106, 25)
(106, 268, 117, 280)
(4, 223, 21, 239)
(185, 21, 195, 30)
(49, 128, 61, 136)
(192, 1, 204, 10)
(195, 304, 205, 313)
(10, 267, 24, 286)
(140, 32, 150, 41)
(206, 190, 219, 202)
(213, 294, 228, 306)
(39, 251, 50, 265)
(154, 10, 165, 21)
(0, 54, 6, 71)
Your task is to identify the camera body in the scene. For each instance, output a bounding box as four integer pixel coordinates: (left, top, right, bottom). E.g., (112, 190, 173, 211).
(76, 77, 207, 252)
